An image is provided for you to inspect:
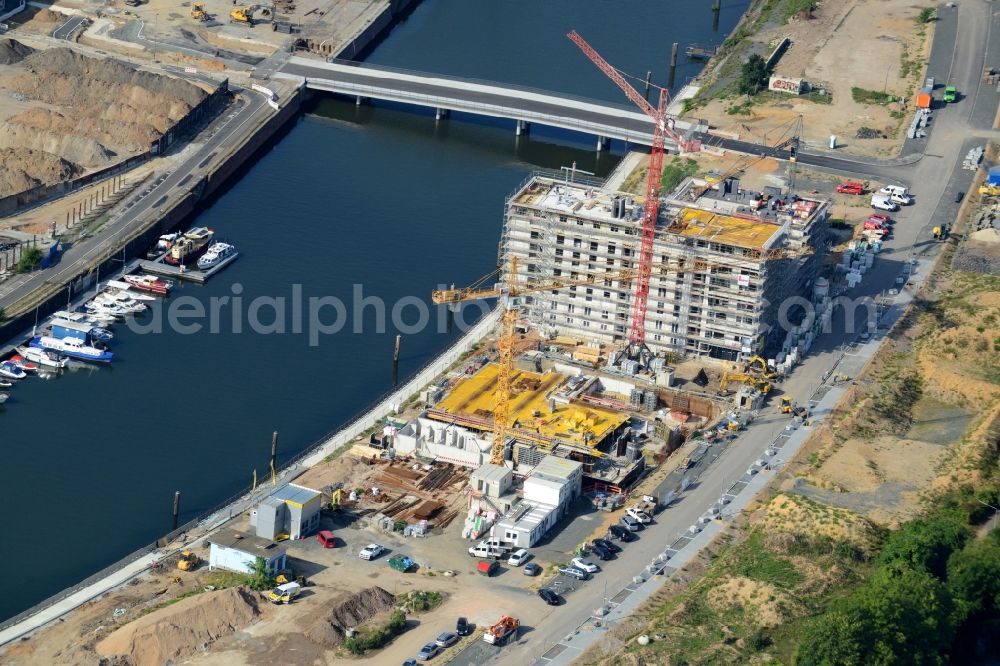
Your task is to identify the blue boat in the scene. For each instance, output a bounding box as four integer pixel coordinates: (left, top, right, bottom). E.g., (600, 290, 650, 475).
(30, 336, 114, 363)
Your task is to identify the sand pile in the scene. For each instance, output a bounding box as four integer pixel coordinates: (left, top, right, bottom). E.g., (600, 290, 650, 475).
(95, 587, 269, 666)
(706, 576, 801, 628)
(0, 148, 79, 197)
(306, 586, 396, 648)
(0, 39, 34, 65)
(970, 228, 1000, 244)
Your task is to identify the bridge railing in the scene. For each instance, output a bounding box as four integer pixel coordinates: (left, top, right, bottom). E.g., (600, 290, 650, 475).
(323, 57, 641, 115)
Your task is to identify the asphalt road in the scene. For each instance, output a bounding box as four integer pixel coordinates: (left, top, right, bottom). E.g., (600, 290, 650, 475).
(0, 87, 270, 313)
(51, 15, 86, 41)
(444, 1, 998, 663)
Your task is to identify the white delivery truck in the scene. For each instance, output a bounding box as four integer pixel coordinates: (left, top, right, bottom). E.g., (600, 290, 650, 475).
(871, 194, 899, 212)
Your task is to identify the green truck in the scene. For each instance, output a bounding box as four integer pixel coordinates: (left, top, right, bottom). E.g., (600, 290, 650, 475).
(388, 555, 415, 572)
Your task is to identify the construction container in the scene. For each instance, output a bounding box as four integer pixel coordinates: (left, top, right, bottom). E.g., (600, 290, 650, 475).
(916, 90, 932, 109)
(988, 166, 1000, 185)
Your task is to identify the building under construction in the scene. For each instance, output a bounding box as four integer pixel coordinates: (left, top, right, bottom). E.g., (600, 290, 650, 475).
(501, 173, 829, 361)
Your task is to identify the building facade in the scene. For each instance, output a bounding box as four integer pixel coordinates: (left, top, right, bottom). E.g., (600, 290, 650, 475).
(502, 174, 828, 361)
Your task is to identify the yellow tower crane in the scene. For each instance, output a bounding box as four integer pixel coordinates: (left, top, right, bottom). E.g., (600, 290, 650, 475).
(433, 258, 732, 466)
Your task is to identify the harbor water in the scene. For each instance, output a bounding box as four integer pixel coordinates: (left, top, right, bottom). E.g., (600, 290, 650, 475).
(0, 0, 749, 622)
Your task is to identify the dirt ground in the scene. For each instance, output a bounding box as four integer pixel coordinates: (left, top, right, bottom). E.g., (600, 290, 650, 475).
(692, 0, 935, 159)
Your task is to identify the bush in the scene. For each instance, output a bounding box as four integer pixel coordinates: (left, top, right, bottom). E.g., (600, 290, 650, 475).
(403, 590, 443, 613)
(244, 556, 277, 591)
(661, 157, 699, 193)
(878, 515, 969, 578)
(917, 7, 936, 23)
(739, 54, 771, 96)
(15, 247, 43, 274)
(851, 87, 894, 105)
(343, 609, 408, 655)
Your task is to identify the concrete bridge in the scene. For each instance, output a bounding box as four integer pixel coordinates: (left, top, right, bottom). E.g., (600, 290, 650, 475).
(276, 57, 694, 151)
(275, 57, 900, 178)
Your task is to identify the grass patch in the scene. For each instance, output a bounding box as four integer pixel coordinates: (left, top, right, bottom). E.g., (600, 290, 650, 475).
(661, 157, 699, 193)
(851, 87, 894, 105)
(730, 531, 805, 589)
(399, 590, 443, 613)
(802, 90, 832, 105)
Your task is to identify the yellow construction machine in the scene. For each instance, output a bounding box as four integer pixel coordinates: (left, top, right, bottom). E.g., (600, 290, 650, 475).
(743, 354, 777, 379)
(177, 549, 201, 571)
(780, 396, 793, 413)
(230, 4, 270, 25)
(719, 371, 771, 396)
(979, 183, 1000, 197)
(191, 2, 208, 20)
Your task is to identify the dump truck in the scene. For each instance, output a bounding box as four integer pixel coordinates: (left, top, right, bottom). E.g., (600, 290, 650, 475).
(483, 615, 519, 645)
(388, 555, 415, 572)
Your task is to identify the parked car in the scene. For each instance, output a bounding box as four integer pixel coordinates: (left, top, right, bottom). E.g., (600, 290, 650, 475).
(955, 190, 965, 203)
(403, 659, 418, 666)
(476, 559, 499, 577)
(417, 643, 442, 661)
(507, 548, 530, 566)
(523, 562, 542, 576)
(871, 194, 899, 212)
(879, 185, 909, 198)
(359, 544, 385, 560)
(571, 557, 600, 574)
(835, 181, 865, 194)
(591, 543, 613, 560)
(267, 581, 301, 604)
(626, 507, 653, 524)
(620, 514, 644, 532)
(889, 192, 912, 206)
(538, 588, 561, 605)
(608, 524, 636, 541)
(593, 538, 622, 554)
(456, 617, 471, 636)
(559, 565, 590, 580)
(435, 631, 459, 648)
(316, 530, 337, 548)
(867, 213, 891, 225)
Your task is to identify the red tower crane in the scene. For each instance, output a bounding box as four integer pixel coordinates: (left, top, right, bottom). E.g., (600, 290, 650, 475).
(567, 31, 700, 357)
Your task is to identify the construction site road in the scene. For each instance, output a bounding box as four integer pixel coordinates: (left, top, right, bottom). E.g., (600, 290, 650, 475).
(449, 0, 998, 663)
(51, 15, 86, 41)
(0, 82, 271, 314)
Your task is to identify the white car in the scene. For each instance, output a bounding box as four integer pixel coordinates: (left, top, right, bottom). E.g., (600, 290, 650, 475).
(507, 548, 530, 566)
(626, 507, 653, 524)
(358, 544, 385, 560)
(879, 185, 908, 198)
(571, 557, 600, 574)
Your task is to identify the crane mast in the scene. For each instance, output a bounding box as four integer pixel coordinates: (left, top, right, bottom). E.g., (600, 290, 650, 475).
(567, 31, 698, 356)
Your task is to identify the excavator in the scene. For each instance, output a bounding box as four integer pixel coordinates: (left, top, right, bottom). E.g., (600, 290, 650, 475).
(979, 183, 1000, 197)
(191, 2, 208, 20)
(743, 354, 777, 379)
(719, 371, 771, 396)
(230, 4, 271, 25)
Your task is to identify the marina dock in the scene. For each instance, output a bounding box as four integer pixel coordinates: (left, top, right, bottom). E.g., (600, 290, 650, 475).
(136, 250, 239, 285)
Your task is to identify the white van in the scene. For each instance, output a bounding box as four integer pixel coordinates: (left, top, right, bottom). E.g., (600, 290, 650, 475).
(268, 581, 301, 604)
(889, 192, 912, 206)
(871, 194, 899, 212)
(879, 185, 909, 198)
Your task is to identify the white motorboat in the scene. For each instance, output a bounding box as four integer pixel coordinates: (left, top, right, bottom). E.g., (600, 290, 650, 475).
(0, 392, 9, 405)
(30, 336, 113, 363)
(123, 274, 173, 295)
(17, 346, 69, 369)
(103, 280, 157, 302)
(197, 242, 239, 270)
(96, 292, 147, 313)
(0, 361, 27, 380)
(0, 379, 13, 389)
(52, 311, 106, 326)
(85, 299, 130, 319)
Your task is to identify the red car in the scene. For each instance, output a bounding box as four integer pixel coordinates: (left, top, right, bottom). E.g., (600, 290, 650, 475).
(867, 213, 891, 225)
(835, 182, 865, 195)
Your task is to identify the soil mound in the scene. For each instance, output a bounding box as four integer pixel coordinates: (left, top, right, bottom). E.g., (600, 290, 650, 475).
(95, 586, 269, 666)
(0, 147, 80, 198)
(306, 586, 396, 648)
(0, 39, 34, 65)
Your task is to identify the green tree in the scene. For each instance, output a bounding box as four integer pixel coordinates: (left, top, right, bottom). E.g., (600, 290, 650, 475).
(739, 54, 771, 96)
(797, 569, 958, 665)
(947, 537, 1000, 615)
(15, 247, 43, 274)
(244, 556, 276, 591)
(878, 515, 969, 578)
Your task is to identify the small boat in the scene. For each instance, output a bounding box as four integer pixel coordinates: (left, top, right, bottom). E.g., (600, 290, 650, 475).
(0, 379, 12, 389)
(17, 346, 69, 369)
(147, 233, 180, 259)
(0, 392, 9, 405)
(0, 361, 27, 380)
(103, 280, 156, 302)
(165, 227, 214, 266)
(96, 292, 147, 313)
(197, 241, 238, 270)
(90, 327, 114, 343)
(73, 308, 117, 325)
(124, 274, 173, 295)
(52, 310, 107, 326)
(30, 336, 113, 363)
(85, 299, 130, 319)
(8, 355, 38, 373)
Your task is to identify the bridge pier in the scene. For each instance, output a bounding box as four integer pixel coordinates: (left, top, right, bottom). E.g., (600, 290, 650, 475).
(515, 119, 530, 137)
(435, 108, 449, 121)
(596, 136, 610, 152)
(355, 95, 366, 106)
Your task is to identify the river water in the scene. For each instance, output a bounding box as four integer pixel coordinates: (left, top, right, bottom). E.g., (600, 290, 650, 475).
(0, 0, 748, 622)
